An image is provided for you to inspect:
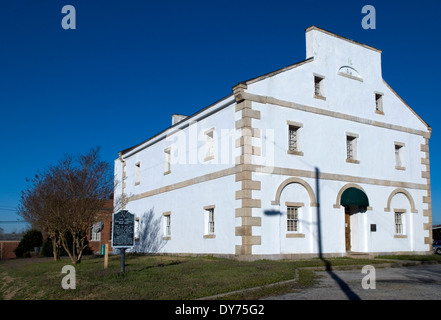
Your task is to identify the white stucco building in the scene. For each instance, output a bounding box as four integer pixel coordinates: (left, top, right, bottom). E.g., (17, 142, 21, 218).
(115, 26, 432, 259)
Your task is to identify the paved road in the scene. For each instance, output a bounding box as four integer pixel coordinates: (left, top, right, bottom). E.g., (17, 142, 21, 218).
(266, 263, 441, 300)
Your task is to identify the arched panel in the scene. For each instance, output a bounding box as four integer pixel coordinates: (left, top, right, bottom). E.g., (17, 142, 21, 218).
(385, 188, 417, 213)
(271, 177, 317, 206)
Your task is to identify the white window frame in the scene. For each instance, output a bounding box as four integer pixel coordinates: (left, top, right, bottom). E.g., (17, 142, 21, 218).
(345, 132, 359, 164)
(285, 202, 305, 238)
(287, 121, 303, 156)
(394, 142, 405, 170)
(90, 227, 101, 242)
(287, 206, 299, 233)
(204, 128, 215, 162)
(313, 74, 325, 100)
(135, 161, 141, 185)
(135, 217, 140, 241)
(394, 209, 406, 236)
(163, 212, 171, 240)
(164, 147, 171, 175)
(203, 205, 216, 238)
(375, 92, 384, 114)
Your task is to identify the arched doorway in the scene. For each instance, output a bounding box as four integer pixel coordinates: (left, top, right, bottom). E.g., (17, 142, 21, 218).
(340, 187, 369, 252)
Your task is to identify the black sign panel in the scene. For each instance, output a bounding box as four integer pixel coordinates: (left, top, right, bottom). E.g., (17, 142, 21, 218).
(112, 210, 135, 247)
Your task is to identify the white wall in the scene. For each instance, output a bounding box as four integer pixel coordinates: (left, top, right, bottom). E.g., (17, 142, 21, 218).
(114, 27, 430, 257)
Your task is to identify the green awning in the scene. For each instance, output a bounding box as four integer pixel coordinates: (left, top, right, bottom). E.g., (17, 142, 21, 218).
(340, 188, 369, 207)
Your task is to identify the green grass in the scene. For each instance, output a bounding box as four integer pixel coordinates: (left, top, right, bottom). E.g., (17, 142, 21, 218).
(0, 254, 436, 300)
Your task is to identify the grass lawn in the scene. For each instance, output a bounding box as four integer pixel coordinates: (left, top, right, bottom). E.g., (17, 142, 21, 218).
(1, 253, 439, 300)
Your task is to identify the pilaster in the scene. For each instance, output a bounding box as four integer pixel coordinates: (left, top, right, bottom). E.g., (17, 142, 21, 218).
(233, 84, 262, 257)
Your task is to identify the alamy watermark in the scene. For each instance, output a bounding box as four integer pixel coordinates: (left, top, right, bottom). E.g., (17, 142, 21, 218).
(61, 5, 76, 30)
(361, 265, 376, 290)
(61, 265, 76, 290)
(362, 5, 376, 30)
(164, 121, 275, 171)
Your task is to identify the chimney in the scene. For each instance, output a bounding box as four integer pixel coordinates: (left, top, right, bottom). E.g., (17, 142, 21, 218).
(172, 114, 187, 125)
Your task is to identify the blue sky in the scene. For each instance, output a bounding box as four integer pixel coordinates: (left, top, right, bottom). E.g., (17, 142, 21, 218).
(0, 0, 440, 232)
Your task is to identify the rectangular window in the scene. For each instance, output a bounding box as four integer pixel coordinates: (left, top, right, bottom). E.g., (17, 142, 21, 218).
(135, 217, 140, 241)
(289, 126, 299, 152)
(314, 77, 322, 96)
(346, 133, 359, 164)
(162, 212, 171, 239)
(208, 209, 215, 233)
(287, 207, 299, 232)
(135, 162, 141, 185)
(165, 215, 171, 236)
(394, 142, 405, 170)
(313, 74, 325, 99)
(395, 212, 403, 235)
(203, 205, 216, 238)
(90, 227, 101, 242)
(347, 136, 355, 160)
(204, 128, 214, 161)
(375, 93, 384, 113)
(287, 121, 303, 156)
(164, 148, 171, 175)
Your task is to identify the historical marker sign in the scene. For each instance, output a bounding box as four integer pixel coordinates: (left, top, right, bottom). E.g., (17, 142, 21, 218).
(112, 210, 135, 248)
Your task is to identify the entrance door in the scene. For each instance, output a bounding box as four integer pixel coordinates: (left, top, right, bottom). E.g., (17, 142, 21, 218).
(345, 206, 351, 251)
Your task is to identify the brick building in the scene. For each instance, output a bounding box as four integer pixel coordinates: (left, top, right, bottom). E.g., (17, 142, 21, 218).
(87, 197, 114, 254)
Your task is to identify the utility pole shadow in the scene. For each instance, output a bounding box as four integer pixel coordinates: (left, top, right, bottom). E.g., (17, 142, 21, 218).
(315, 167, 361, 300)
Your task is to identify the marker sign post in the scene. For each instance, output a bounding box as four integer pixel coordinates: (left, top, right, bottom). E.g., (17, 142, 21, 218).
(112, 210, 135, 273)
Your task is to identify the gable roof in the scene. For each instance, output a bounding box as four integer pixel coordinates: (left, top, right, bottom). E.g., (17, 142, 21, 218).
(119, 26, 431, 157)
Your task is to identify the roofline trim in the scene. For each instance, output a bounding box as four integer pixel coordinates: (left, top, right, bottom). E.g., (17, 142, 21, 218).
(306, 25, 382, 54)
(119, 94, 235, 158)
(238, 57, 314, 87)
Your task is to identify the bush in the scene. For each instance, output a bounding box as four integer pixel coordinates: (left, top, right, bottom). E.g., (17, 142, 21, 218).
(14, 229, 43, 258)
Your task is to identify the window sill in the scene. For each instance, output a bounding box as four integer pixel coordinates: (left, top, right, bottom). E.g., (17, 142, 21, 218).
(346, 159, 360, 164)
(313, 94, 326, 101)
(203, 234, 216, 239)
(287, 150, 304, 156)
(286, 233, 305, 238)
(395, 166, 406, 171)
(204, 155, 214, 162)
(394, 235, 407, 239)
(375, 110, 385, 116)
(338, 72, 363, 82)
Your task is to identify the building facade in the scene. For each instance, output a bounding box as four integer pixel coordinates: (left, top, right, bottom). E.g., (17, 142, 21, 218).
(87, 198, 114, 254)
(115, 26, 432, 259)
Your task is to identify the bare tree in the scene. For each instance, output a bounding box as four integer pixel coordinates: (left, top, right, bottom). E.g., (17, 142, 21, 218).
(18, 147, 113, 264)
